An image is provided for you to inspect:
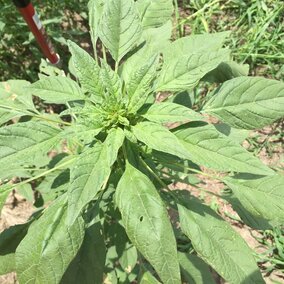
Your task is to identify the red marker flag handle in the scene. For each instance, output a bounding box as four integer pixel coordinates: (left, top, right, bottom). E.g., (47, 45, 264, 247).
(13, 0, 60, 64)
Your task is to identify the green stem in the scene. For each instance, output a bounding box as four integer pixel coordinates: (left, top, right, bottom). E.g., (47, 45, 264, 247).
(3, 158, 76, 191)
(163, 161, 223, 181)
(173, 0, 182, 37)
(138, 156, 178, 202)
(114, 61, 119, 73)
(102, 45, 107, 62)
(122, 143, 128, 162)
(0, 104, 71, 126)
(175, 0, 221, 28)
(32, 114, 71, 126)
(233, 53, 284, 60)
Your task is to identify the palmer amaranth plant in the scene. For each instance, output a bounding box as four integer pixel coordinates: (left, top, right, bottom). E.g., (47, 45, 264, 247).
(0, 0, 283, 283)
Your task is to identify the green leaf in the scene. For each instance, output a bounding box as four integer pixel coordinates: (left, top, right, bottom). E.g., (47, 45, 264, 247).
(178, 253, 216, 284)
(121, 21, 172, 82)
(100, 60, 122, 97)
(226, 195, 272, 230)
(127, 54, 159, 113)
(99, 0, 142, 62)
(0, 121, 61, 170)
(16, 196, 85, 284)
(0, 80, 35, 125)
(203, 76, 284, 129)
(119, 243, 138, 274)
(142, 102, 203, 123)
(214, 123, 249, 144)
(0, 254, 15, 275)
(67, 128, 125, 224)
(0, 221, 32, 256)
(203, 61, 249, 83)
(64, 124, 102, 145)
(88, 0, 104, 49)
(132, 121, 187, 159)
(136, 0, 173, 29)
(140, 271, 161, 283)
(224, 175, 284, 227)
(157, 49, 230, 92)
(178, 200, 265, 284)
(0, 80, 34, 110)
(61, 222, 106, 284)
(115, 163, 181, 284)
(163, 32, 230, 62)
(174, 122, 273, 175)
(0, 217, 37, 275)
(68, 40, 103, 102)
(30, 76, 84, 104)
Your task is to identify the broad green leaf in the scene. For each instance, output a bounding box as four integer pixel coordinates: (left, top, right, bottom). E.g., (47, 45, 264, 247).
(30, 76, 84, 104)
(132, 121, 188, 159)
(142, 102, 203, 123)
(174, 122, 273, 175)
(115, 163, 181, 283)
(0, 221, 32, 256)
(203, 61, 249, 83)
(163, 32, 230, 62)
(67, 128, 125, 224)
(178, 253, 215, 284)
(0, 80, 35, 125)
(121, 21, 172, 82)
(63, 124, 102, 145)
(61, 222, 106, 284)
(68, 40, 103, 102)
(203, 76, 284, 129)
(226, 195, 272, 230)
(0, 80, 35, 110)
(214, 123, 249, 144)
(140, 271, 161, 283)
(224, 175, 284, 227)
(157, 49, 230, 92)
(136, 0, 173, 29)
(0, 121, 61, 170)
(16, 196, 85, 284)
(127, 55, 159, 113)
(99, 0, 142, 62)
(0, 254, 15, 275)
(100, 60, 122, 97)
(0, 211, 35, 275)
(119, 242, 138, 274)
(178, 201, 265, 284)
(88, 0, 104, 49)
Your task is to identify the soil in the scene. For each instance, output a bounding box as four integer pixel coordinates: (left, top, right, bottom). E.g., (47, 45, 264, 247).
(0, 193, 34, 284)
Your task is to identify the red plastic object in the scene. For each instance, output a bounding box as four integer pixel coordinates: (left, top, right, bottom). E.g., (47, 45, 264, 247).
(13, 0, 60, 64)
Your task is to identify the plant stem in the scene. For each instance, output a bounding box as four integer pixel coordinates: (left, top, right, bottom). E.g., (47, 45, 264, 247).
(102, 45, 107, 62)
(163, 161, 223, 181)
(2, 158, 76, 191)
(233, 53, 284, 59)
(114, 61, 119, 73)
(0, 104, 71, 126)
(173, 0, 182, 37)
(138, 156, 178, 202)
(175, 0, 221, 28)
(122, 143, 128, 162)
(32, 114, 71, 126)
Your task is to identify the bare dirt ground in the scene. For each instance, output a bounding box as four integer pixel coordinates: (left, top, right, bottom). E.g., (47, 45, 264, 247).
(0, 193, 34, 284)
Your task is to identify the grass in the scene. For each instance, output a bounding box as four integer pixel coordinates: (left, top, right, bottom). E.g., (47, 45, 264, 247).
(175, 0, 284, 80)
(255, 226, 284, 275)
